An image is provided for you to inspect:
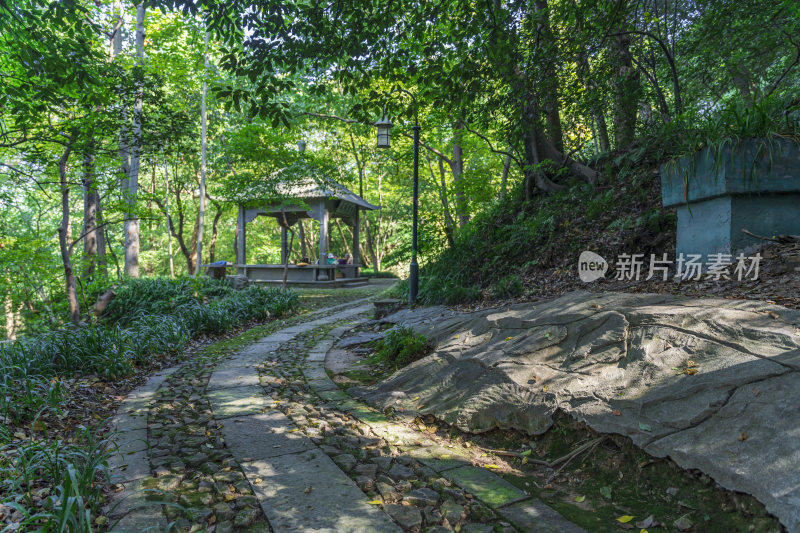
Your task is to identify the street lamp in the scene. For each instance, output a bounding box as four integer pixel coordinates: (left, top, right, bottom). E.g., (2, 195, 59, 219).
(375, 114, 393, 149)
(375, 88, 420, 306)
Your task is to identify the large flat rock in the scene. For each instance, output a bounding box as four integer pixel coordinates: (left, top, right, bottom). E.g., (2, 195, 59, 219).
(355, 291, 800, 531)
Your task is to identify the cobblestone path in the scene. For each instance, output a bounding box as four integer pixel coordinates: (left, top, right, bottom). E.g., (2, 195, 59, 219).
(104, 294, 584, 533)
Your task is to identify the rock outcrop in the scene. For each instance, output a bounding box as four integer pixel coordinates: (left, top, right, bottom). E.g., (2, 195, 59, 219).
(355, 291, 800, 531)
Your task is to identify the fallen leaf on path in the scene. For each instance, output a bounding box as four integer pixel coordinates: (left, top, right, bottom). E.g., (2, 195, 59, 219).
(366, 500, 382, 504)
(574, 495, 585, 502)
(304, 485, 313, 494)
(738, 432, 748, 441)
(483, 464, 500, 469)
(638, 422, 652, 432)
(616, 515, 635, 523)
(613, 409, 621, 416)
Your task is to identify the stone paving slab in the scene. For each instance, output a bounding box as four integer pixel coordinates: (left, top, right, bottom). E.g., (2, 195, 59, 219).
(242, 449, 401, 533)
(214, 354, 265, 370)
(344, 404, 389, 426)
(317, 389, 351, 403)
(236, 341, 282, 358)
(403, 445, 472, 472)
(107, 410, 147, 433)
(306, 377, 339, 392)
(106, 479, 166, 533)
(108, 448, 150, 483)
(307, 350, 328, 362)
(222, 412, 315, 460)
(500, 499, 588, 533)
(112, 428, 149, 455)
(368, 423, 436, 448)
(304, 363, 329, 381)
(442, 466, 528, 509)
(208, 366, 263, 390)
(208, 386, 274, 418)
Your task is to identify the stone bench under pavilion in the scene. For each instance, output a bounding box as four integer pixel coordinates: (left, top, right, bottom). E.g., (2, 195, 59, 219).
(235, 177, 379, 287)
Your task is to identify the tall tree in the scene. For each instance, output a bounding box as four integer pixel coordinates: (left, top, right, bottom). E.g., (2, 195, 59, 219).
(123, 2, 146, 277)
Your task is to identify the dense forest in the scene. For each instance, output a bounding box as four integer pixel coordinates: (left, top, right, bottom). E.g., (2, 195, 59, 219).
(1, 0, 799, 336)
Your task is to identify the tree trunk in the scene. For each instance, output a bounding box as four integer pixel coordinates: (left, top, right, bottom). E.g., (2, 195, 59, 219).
(595, 112, 610, 152)
(57, 141, 80, 324)
(208, 201, 222, 263)
(123, 2, 145, 277)
(280, 211, 295, 290)
(449, 122, 469, 228)
(334, 220, 351, 256)
(500, 153, 511, 200)
(534, 0, 564, 153)
(82, 149, 100, 278)
(4, 291, 21, 340)
(363, 216, 379, 272)
(298, 219, 310, 260)
(522, 100, 565, 196)
(611, 8, 640, 150)
(196, 30, 209, 275)
(427, 154, 456, 248)
(104, 225, 121, 279)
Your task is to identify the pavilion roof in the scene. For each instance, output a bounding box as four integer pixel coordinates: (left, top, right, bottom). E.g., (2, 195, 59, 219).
(272, 176, 380, 210)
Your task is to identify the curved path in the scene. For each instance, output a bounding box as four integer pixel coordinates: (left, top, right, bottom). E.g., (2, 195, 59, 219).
(104, 291, 584, 532)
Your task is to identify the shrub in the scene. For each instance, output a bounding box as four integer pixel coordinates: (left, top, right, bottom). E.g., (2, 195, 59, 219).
(490, 274, 524, 299)
(372, 326, 431, 370)
(390, 276, 480, 306)
(0, 424, 113, 532)
(104, 276, 234, 325)
(360, 269, 398, 279)
(0, 285, 300, 425)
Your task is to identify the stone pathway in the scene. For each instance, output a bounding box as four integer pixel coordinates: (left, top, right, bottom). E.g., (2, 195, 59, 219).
(104, 294, 583, 532)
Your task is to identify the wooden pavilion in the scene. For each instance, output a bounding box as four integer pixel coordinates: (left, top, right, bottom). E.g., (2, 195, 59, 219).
(234, 177, 379, 287)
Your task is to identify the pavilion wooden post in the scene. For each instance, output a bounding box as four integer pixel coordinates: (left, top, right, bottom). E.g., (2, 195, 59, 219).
(352, 210, 360, 275)
(237, 204, 246, 264)
(280, 225, 288, 264)
(317, 200, 329, 280)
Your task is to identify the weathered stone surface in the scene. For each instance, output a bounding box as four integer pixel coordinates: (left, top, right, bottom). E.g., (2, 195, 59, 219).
(499, 499, 587, 533)
(325, 347, 370, 376)
(378, 481, 402, 503)
(108, 449, 150, 483)
(332, 453, 357, 472)
(337, 332, 384, 348)
(242, 450, 400, 532)
(357, 291, 800, 531)
(404, 487, 439, 507)
(354, 463, 377, 479)
(388, 463, 415, 481)
(221, 412, 314, 460)
(208, 386, 272, 419)
(208, 367, 262, 390)
(384, 503, 422, 530)
(443, 467, 527, 509)
(440, 500, 464, 522)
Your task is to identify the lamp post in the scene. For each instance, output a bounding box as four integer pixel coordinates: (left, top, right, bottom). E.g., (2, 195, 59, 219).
(375, 88, 420, 306)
